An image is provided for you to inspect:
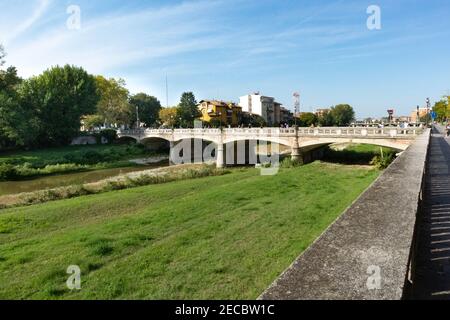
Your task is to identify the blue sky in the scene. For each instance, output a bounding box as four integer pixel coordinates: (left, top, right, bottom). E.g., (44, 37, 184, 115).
(0, 0, 449, 118)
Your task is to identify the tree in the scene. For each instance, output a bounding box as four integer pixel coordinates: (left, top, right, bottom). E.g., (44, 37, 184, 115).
(299, 112, 318, 127)
(176, 92, 201, 128)
(317, 110, 334, 127)
(0, 64, 30, 149)
(433, 98, 449, 122)
(330, 104, 355, 126)
(240, 112, 267, 127)
(95, 76, 131, 127)
(129, 93, 162, 128)
(159, 107, 179, 128)
(82, 114, 104, 131)
(20, 65, 99, 146)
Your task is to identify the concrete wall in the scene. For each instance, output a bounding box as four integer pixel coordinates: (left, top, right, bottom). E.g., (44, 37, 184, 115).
(260, 129, 431, 300)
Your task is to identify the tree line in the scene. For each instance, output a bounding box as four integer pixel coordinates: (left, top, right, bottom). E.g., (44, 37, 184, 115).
(0, 44, 357, 150)
(297, 105, 355, 127)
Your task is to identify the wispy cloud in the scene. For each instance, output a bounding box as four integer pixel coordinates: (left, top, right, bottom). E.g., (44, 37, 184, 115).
(3, 0, 51, 45)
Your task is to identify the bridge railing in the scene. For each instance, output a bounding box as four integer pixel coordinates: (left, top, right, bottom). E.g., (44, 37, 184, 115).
(118, 127, 423, 138)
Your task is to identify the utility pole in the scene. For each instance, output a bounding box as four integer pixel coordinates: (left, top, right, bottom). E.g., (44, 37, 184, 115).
(166, 75, 169, 108)
(426, 97, 431, 127)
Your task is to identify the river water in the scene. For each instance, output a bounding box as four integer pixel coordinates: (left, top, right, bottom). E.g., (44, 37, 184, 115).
(0, 161, 169, 196)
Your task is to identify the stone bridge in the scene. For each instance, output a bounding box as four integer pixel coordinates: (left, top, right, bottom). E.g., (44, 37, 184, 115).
(117, 127, 423, 167)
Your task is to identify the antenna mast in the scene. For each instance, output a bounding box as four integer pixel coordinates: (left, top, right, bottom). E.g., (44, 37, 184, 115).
(293, 92, 300, 126)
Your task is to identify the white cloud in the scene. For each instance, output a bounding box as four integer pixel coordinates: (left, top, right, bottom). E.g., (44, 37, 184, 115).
(3, 0, 51, 45)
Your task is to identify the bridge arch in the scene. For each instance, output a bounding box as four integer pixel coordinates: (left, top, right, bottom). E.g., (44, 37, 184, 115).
(299, 138, 409, 151)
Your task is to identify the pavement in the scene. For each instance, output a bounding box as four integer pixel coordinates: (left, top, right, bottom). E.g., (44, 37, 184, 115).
(411, 125, 450, 299)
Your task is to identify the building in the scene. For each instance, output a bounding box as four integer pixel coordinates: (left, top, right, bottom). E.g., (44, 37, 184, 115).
(410, 107, 429, 123)
(197, 100, 242, 127)
(280, 107, 293, 124)
(315, 108, 330, 117)
(239, 92, 283, 126)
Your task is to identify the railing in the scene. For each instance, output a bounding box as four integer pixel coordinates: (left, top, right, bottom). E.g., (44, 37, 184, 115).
(118, 127, 423, 138)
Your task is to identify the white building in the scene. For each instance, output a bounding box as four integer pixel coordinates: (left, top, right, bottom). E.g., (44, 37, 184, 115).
(239, 92, 282, 125)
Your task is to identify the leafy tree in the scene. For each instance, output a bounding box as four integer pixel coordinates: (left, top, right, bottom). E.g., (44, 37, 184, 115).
(240, 112, 267, 127)
(433, 98, 449, 122)
(159, 107, 179, 128)
(95, 76, 131, 127)
(176, 92, 201, 128)
(317, 110, 334, 127)
(20, 65, 99, 146)
(330, 104, 355, 126)
(82, 114, 104, 131)
(129, 93, 162, 128)
(0, 61, 30, 148)
(299, 112, 318, 127)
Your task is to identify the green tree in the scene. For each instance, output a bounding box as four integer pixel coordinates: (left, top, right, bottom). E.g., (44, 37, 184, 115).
(0, 58, 32, 149)
(129, 93, 162, 128)
(176, 92, 201, 128)
(240, 112, 267, 127)
(82, 114, 104, 131)
(20, 65, 99, 146)
(95, 76, 131, 127)
(317, 110, 334, 127)
(159, 107, 179, 128)
(433, 98, 449, 122)
(330, 104, 355, 126)
(299, 112, 318, 127)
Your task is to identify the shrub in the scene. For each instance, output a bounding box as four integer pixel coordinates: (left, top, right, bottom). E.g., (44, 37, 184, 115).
(99, 129, 117, 144)
(280, 158, 302, 168)
(370, 152, 395, 169)
(0, 163, 18, 180)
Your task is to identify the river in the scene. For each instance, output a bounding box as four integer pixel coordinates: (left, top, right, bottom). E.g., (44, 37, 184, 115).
(0, 161, 169, 196)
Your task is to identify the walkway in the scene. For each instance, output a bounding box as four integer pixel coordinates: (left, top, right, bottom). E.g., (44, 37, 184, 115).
(412, 126, 450, 299)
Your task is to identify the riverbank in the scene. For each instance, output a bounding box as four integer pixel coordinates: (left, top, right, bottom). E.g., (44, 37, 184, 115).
(0, 161, 379, 299)
(0, 144, 168, 181)
(0, 163, 227, 209)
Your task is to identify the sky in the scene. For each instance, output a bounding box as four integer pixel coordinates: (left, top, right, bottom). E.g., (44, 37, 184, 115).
(0, 0, 449, 118)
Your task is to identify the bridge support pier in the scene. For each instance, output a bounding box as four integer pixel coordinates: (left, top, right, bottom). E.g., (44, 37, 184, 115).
(291, 147, 304, 165)
(169, 141, 175, 165)
(216, 143, 225, 168)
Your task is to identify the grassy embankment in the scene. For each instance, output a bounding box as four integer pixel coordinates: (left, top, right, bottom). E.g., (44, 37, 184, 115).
(0, 161, 379, 299)
(0, 144, 166, 181)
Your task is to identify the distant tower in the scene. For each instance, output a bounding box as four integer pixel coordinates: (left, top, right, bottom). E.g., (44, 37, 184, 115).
(293, 92, 300, 126)
(165, 75, 169, 108)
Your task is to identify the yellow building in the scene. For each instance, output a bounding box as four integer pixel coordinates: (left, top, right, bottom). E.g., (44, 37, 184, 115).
(198, 100, 242, 127)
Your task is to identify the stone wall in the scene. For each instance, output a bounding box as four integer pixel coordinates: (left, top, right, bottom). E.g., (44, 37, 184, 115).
(260, 129, 431, 300)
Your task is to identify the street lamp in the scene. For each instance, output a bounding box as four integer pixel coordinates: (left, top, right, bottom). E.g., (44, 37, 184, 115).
(136, 105, 140, 129)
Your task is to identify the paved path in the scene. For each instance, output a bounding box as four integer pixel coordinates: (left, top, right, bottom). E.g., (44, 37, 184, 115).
(412, 125, 450, 299)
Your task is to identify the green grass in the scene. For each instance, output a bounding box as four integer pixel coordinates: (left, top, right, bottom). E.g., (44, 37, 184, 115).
(323, 143, 396, 166)
(0, 162, 379, 299)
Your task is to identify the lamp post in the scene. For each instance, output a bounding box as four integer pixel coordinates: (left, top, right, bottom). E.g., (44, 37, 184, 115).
(136, 105, 140, 129)
(426, 97, 431, 127)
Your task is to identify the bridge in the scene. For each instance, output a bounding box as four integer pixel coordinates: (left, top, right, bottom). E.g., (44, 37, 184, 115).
(118, 127, 423, 167)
